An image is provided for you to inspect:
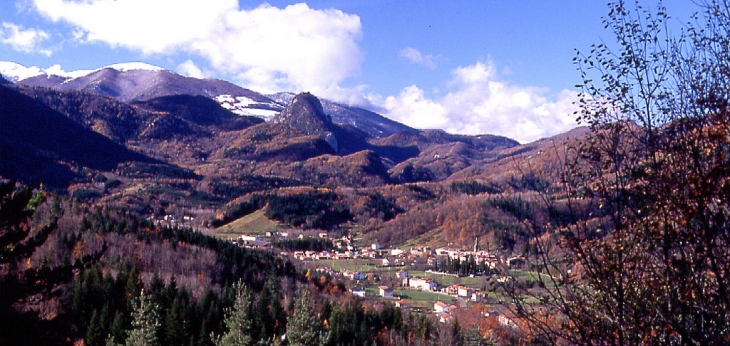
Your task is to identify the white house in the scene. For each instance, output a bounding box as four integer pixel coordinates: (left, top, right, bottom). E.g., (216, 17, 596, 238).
(434, 301, 451, 313)
(409, 277, 438, 291)
(350, 287, 366, 297)
(379, 286, 393, 298)
(457, 285, 474, 298)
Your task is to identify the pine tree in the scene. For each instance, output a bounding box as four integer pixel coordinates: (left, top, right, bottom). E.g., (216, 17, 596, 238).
(125, 290, 161, 346)
(285, 287, 328, 346)
(86, 309, 106, 346)
(110, 312, 127, 345)
(164, 297, 187, 346)
(211, 281, 253, 346)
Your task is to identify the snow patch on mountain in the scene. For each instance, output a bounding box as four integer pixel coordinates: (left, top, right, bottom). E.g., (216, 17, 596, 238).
(215, 94, 283, 121)
(0, 61, 45, 82)
(0, 61, 166, 83)
(103, 62, 165, 72)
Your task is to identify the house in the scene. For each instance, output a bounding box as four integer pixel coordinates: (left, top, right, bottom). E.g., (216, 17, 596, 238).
(395, 300, 411, 309)
(456, 285, 474, 298)
(396, 270, 410, 279)
(390, 249, 404, 257)
(410, 246, 432, 256)
(318, 232, 329, 238)
(379, 286, 393, 298)
(371, 243, 381, 250)
(471, 292, 485, 302)
(382, 258, 393, 267)
(341, 270, 365, 281)
(239, 235, 263, 242)
(433, 301, 450, 313)
(409, 277, 438, 291)
(507, 255, 526, 267)
(350, 287, 366, 297)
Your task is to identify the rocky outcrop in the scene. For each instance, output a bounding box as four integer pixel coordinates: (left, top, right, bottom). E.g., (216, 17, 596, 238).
(273, 92, 338, 152)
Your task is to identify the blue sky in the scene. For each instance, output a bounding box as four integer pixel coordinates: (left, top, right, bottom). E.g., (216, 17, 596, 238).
(0, 0, 698, 143)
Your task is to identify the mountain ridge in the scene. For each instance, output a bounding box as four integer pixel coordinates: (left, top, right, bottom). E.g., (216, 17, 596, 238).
(0, 61, 417, 138)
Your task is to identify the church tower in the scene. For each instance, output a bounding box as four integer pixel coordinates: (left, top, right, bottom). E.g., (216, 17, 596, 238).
(473, 236, 479, 253)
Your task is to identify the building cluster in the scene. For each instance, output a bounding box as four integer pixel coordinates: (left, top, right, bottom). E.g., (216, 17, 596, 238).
(230, 233, 523, 323)
(434, 247, 499, 268)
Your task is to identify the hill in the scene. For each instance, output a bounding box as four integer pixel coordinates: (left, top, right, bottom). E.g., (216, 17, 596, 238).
(0, 84, 156, 187)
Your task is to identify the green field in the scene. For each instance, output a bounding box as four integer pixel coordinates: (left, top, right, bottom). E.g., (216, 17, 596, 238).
(215, 210, 286, 238)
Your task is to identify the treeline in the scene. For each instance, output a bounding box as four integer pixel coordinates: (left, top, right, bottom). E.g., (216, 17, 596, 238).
(434, 255, 496, 277)
(209, 195, 265, 228)
(264, 191, 352, 229)
(209, 175, 302, 201)
(451, 180, 500, 195)
(211, 191, 352, 230)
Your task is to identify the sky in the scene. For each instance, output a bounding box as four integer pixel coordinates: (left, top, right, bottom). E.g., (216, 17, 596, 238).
(0, 0, 699, 143)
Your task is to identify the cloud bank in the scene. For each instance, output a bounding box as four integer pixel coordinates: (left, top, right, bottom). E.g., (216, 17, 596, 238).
(0, 22, 51, 55)
(32, 0, 363, 94)
(383, 60, 578, 143)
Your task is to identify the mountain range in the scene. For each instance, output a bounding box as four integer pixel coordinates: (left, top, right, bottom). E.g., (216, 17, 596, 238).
(0, 60, 588, 249)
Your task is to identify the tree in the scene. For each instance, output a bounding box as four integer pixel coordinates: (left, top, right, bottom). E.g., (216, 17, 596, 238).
(513, 1, 730, 344)
(211, 281, 253, 346)
(125, 290, 162, 346)
(285, 287, 328, 346)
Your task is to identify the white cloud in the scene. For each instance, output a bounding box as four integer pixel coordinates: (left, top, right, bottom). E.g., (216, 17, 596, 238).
(399, 47, 437, 69)
(32, 0, 236, 54)
(384, 86, 448, 129)
(31, 0, 363, 97)
(0, 22, 51, 55)
(382, 60, 579, 143)
(177, 60, 205, 79)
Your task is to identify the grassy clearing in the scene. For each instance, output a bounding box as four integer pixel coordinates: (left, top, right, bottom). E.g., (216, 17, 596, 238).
(215, 210, 284, 238)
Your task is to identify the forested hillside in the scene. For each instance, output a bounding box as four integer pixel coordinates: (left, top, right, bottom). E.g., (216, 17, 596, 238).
(1, 182, 478, 346)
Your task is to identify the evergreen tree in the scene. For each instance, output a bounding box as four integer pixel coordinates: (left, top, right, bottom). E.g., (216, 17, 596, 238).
(285, 287, 328, 346)
(125, 290, 162, 346)
(86, 309, 106, 346)
(110, 312, 127, 345)
(211, 281, 253, 346)
(164, 296, 187, 346)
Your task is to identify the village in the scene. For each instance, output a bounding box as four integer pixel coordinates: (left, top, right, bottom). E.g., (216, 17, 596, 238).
(230, 229, 529, 325)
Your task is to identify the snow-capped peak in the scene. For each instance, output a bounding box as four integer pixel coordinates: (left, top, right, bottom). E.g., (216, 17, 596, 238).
(102, 62, 165, 72)
(0, 61, 45, 82)
(0, 61, 168, 82)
